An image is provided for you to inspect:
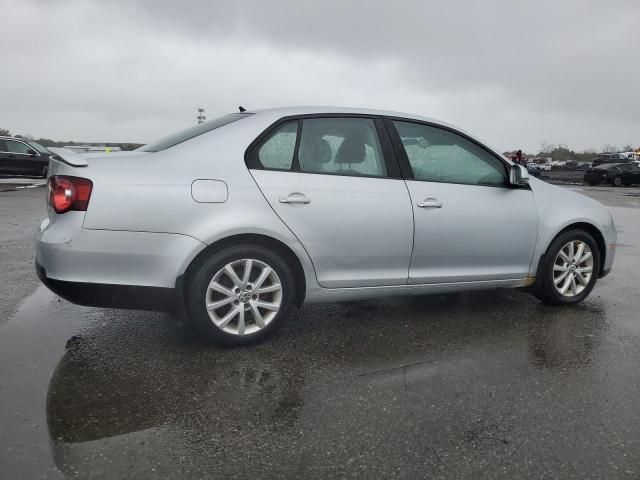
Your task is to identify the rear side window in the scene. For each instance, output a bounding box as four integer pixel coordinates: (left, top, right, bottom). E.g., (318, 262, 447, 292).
(247, 116, 388, 178)
(139, 113, 251, 152)
(0, 140, 7, 152)
(6, 140, 32, 154)
(298, 118, 387, 177)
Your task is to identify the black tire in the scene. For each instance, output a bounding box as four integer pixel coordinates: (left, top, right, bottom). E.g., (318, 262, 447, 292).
(533, 229, 601, 306)
(612, 175, 623, 187)
(186, 244, 296, 346)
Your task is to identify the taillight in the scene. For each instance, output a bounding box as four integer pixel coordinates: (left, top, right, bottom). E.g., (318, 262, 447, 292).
(48, 176, 93, 214)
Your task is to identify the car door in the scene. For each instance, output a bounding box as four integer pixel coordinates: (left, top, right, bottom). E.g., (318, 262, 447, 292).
(387, 119, 539, 284)
(626, 165, 640, 185)
(5, 139, 38, 174)
(0, 139, 11, 173)
(248, 116, 414, 288)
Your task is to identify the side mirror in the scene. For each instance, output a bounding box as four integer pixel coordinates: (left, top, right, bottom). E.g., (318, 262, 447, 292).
(509, 164, 530, 186)
(27, 149, 38, 156)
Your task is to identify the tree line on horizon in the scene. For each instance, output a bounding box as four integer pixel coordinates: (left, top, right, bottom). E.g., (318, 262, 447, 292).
(0, 127, 142, 151)
(1, 127, 636, 158)
(504, 142, 638, 163)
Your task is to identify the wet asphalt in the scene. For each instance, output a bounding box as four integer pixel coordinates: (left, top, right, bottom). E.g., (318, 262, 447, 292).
(0, 185, 639, 479)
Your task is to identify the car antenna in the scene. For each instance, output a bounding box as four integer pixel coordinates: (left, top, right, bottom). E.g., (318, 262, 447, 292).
(239, 106, 246, 113)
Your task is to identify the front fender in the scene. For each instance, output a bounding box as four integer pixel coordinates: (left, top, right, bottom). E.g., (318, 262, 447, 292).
(528, 178, 616, 276)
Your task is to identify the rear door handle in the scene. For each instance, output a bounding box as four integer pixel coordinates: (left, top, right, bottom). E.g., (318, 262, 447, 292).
(279, 193, 311, 204)
(417, 198, 443, 208)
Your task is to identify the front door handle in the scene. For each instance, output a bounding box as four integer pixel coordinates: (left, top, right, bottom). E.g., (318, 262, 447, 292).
(417, 198, 443, 208)
(279, 193, 311, 204)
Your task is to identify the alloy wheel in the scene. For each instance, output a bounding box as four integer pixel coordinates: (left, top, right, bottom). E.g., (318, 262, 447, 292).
(552, 240, 594, 297)
(205, 258, 282, 335)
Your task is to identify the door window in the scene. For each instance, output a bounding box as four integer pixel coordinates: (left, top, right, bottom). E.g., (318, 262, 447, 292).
(6, 140, 33, 154)
(0, 140, 7, 152)
(393, 121, 507, 187)
(298, 118, 387, 177)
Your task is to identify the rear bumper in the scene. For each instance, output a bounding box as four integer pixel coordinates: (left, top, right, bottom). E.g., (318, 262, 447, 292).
(36, 260, 179, 311)
(35, 215, 205, 288)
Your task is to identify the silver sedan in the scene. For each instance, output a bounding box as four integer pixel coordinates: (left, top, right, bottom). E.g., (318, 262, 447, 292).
(36, 107, 616, 346)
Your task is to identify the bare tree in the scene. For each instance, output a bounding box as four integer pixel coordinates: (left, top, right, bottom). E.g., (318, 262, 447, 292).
(601, 143, 618, 153)
(0, 127, 10, 136)
(540, 142, 555, 154)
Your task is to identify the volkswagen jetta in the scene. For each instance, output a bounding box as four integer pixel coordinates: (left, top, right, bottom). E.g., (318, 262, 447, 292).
(36, 107, 616, 345)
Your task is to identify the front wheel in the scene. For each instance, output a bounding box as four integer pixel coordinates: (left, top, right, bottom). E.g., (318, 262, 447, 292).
(612, 175, 623, 187)
(533, 230, 600, 305)
(186, 244, 296, 346)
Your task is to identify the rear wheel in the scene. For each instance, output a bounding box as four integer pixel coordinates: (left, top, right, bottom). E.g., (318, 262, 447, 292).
(533, 230, 600, 305)
(612, 175, 623, 187)
(186, 244, 295, 346)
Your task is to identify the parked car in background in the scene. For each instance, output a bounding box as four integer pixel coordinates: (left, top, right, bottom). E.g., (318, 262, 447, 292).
(550, 160, 567, 168)
(36, 107, 616, 346)
(592, 154, 630, 168)
(577, 162, 592, 171)
(0, 137, 52, 177)
(526, 163, 542, 177)
(584, 163, 640, 186)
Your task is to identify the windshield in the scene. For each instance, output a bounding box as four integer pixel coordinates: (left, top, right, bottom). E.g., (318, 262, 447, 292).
(29, 141, 51, 154)
(138, 113, 251, 152)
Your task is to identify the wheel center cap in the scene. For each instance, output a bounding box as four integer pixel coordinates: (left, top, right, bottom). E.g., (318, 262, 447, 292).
(239, 291, 251, 303)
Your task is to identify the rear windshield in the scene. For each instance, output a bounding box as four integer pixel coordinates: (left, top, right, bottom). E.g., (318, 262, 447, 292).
(138, 113, 251, 152)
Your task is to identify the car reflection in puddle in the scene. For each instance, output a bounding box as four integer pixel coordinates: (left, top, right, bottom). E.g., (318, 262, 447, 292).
(44, 282, 637, 478)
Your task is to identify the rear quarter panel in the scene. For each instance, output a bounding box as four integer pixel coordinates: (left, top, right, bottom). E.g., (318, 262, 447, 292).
(80, 114, 320, 287)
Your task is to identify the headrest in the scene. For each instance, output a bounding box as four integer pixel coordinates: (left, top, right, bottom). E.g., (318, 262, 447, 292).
(299, 137, 332, 171)
(335, 134, 366, 164)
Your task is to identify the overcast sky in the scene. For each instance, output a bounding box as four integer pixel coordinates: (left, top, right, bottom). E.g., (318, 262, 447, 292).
(2, 0, 638, 151)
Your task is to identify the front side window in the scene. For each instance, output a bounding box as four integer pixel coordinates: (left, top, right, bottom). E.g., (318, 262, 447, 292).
(6, 140, 33, 154)
(393, 121, 507, 187)
(298, 118, 387, 177)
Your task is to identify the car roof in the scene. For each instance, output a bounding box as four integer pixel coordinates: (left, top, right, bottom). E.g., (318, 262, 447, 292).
(0, 136, 33, 142)
(250, 105, 456, 128)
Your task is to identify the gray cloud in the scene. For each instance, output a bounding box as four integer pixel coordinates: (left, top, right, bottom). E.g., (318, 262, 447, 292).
(2, 0, 639, 151)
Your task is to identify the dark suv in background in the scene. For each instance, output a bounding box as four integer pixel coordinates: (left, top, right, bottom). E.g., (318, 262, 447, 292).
(584, 162, 640, 186)
(0, 137, 52, 177)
